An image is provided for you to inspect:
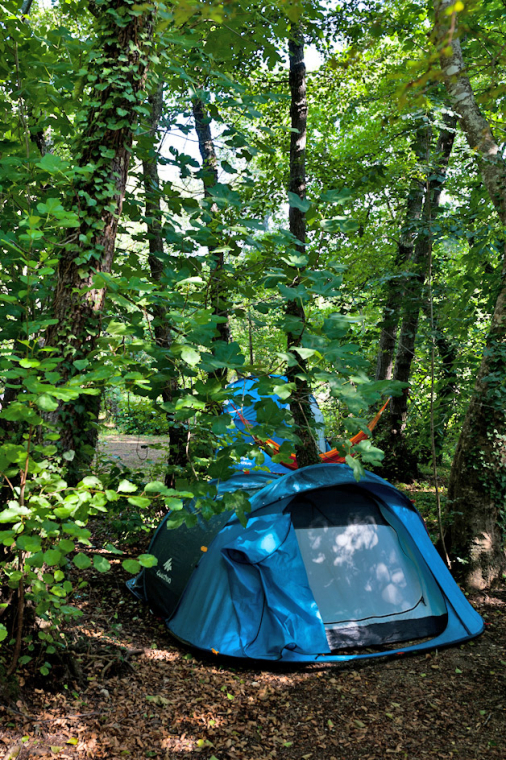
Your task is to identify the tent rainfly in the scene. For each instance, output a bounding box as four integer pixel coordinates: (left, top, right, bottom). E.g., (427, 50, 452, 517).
(128, 464, 484, 662)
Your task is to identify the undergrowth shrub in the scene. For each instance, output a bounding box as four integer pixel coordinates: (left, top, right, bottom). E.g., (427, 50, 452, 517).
(0, 352, 192, 679)
(104, 389, 170, 436)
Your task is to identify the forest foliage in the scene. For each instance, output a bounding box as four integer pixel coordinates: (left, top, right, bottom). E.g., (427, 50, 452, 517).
(0, 0, 506, 677)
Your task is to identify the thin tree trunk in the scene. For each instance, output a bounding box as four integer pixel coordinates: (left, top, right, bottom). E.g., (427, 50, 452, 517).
(142, 84, 187, 488)
(192, 97, 230, 388)
(286, 27, 320, 467)
(44, 0, 156, 482)
(375, 122, 431, 381)
(384, 114, 456, 480)
(422, 299, 460, 457)
(434, 0, 506, 586)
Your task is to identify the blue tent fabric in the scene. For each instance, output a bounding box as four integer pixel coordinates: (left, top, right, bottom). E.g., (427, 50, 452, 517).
(221, 514, 329, 658)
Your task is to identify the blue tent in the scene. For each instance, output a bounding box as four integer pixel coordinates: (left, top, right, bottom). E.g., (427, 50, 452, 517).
(128, 463, 484, 662)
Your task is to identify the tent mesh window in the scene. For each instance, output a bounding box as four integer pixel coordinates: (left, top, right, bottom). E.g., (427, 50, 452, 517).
(285, 486, 448, 651)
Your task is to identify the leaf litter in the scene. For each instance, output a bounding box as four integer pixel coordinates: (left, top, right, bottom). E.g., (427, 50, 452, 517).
(1, 566, 506, 759)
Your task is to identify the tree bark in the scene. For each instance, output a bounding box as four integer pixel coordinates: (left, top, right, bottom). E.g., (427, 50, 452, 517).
(383, 114, 456, 480)
(422, 299, 460, 458)
(192, 97, 230, 387)
(375, 122, 430, 382)
(44, 0, 156, 481)
(434, 0, 506, 586)
(286, 27, 320, 468)
(142, 84, 187, 488)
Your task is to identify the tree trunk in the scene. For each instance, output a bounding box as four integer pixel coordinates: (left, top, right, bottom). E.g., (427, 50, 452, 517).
(375, 121, 431, 382)
(383, 114, 456, 480)
(434, 0, 506, 586)
(422, 299, 460, 458)
(44, 0, 155, 481)
(286, 27, 320, 468)
(192, 97, 230, 388)
(142, 84, 187, 488)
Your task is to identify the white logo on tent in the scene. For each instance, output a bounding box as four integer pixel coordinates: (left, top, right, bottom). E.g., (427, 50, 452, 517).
(156, 557, 173, 585)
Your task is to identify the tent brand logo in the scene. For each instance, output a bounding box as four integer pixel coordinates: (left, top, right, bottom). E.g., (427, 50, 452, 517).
(156, 557, 173, 585)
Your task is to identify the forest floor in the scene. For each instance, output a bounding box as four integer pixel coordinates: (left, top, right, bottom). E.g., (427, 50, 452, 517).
(1, 438, 505, 760)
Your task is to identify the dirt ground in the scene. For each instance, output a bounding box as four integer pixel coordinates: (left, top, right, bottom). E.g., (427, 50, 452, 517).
(1, 436, 505, 760)
(97, 434, 168, 470)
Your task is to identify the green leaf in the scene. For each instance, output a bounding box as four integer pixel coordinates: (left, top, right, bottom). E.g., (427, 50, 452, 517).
(203, 341, 245, 370)
(137, 554, 158, 568)
(345, 455, 364, 482)
(104, 543, 123, 555)
(181, 346, 200, 366)
(208, 183, 242, 208)
(16, 535, 42, 553)
(165, 497, 184, 511)
(0, 624, 8, 642)
(117, 480, 138, 493)
(319, 187, 352, 203)
(281, 251, 308, 267)
(80, 475, 102, 488)
(54, 506, 76, 519)
(293, 347, 317, 359)
(287, 192, 311, 212)
(57, 539, 75, 554)
(36, 153, 69, 174)
(36, 394, 59, 412)
(122, 559, 141, 574)
(165, 514, 186, 530)
(144, 481, 172, 495)
(43, 549, 63, 566)
(127, 496, 150, 508)
(50, 585, 66, 599)
(93, 555, 111, 573)
(0, 505, 31, 523)
(73, 553, 91, 570)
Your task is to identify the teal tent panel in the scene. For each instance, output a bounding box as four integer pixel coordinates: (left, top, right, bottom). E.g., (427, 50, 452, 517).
(222, 514, 330, 658)
(167, 534, 246, 657)
(382, 502, 484, 636)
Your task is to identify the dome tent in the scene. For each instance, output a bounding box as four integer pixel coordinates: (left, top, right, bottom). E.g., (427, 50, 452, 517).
(127, 464, 484, 662)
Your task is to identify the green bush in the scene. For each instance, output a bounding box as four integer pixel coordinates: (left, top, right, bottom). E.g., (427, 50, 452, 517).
(107, 391, 170, 436)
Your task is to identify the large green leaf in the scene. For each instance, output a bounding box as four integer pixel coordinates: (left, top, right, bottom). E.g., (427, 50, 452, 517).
(93, 555, 111, 573)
